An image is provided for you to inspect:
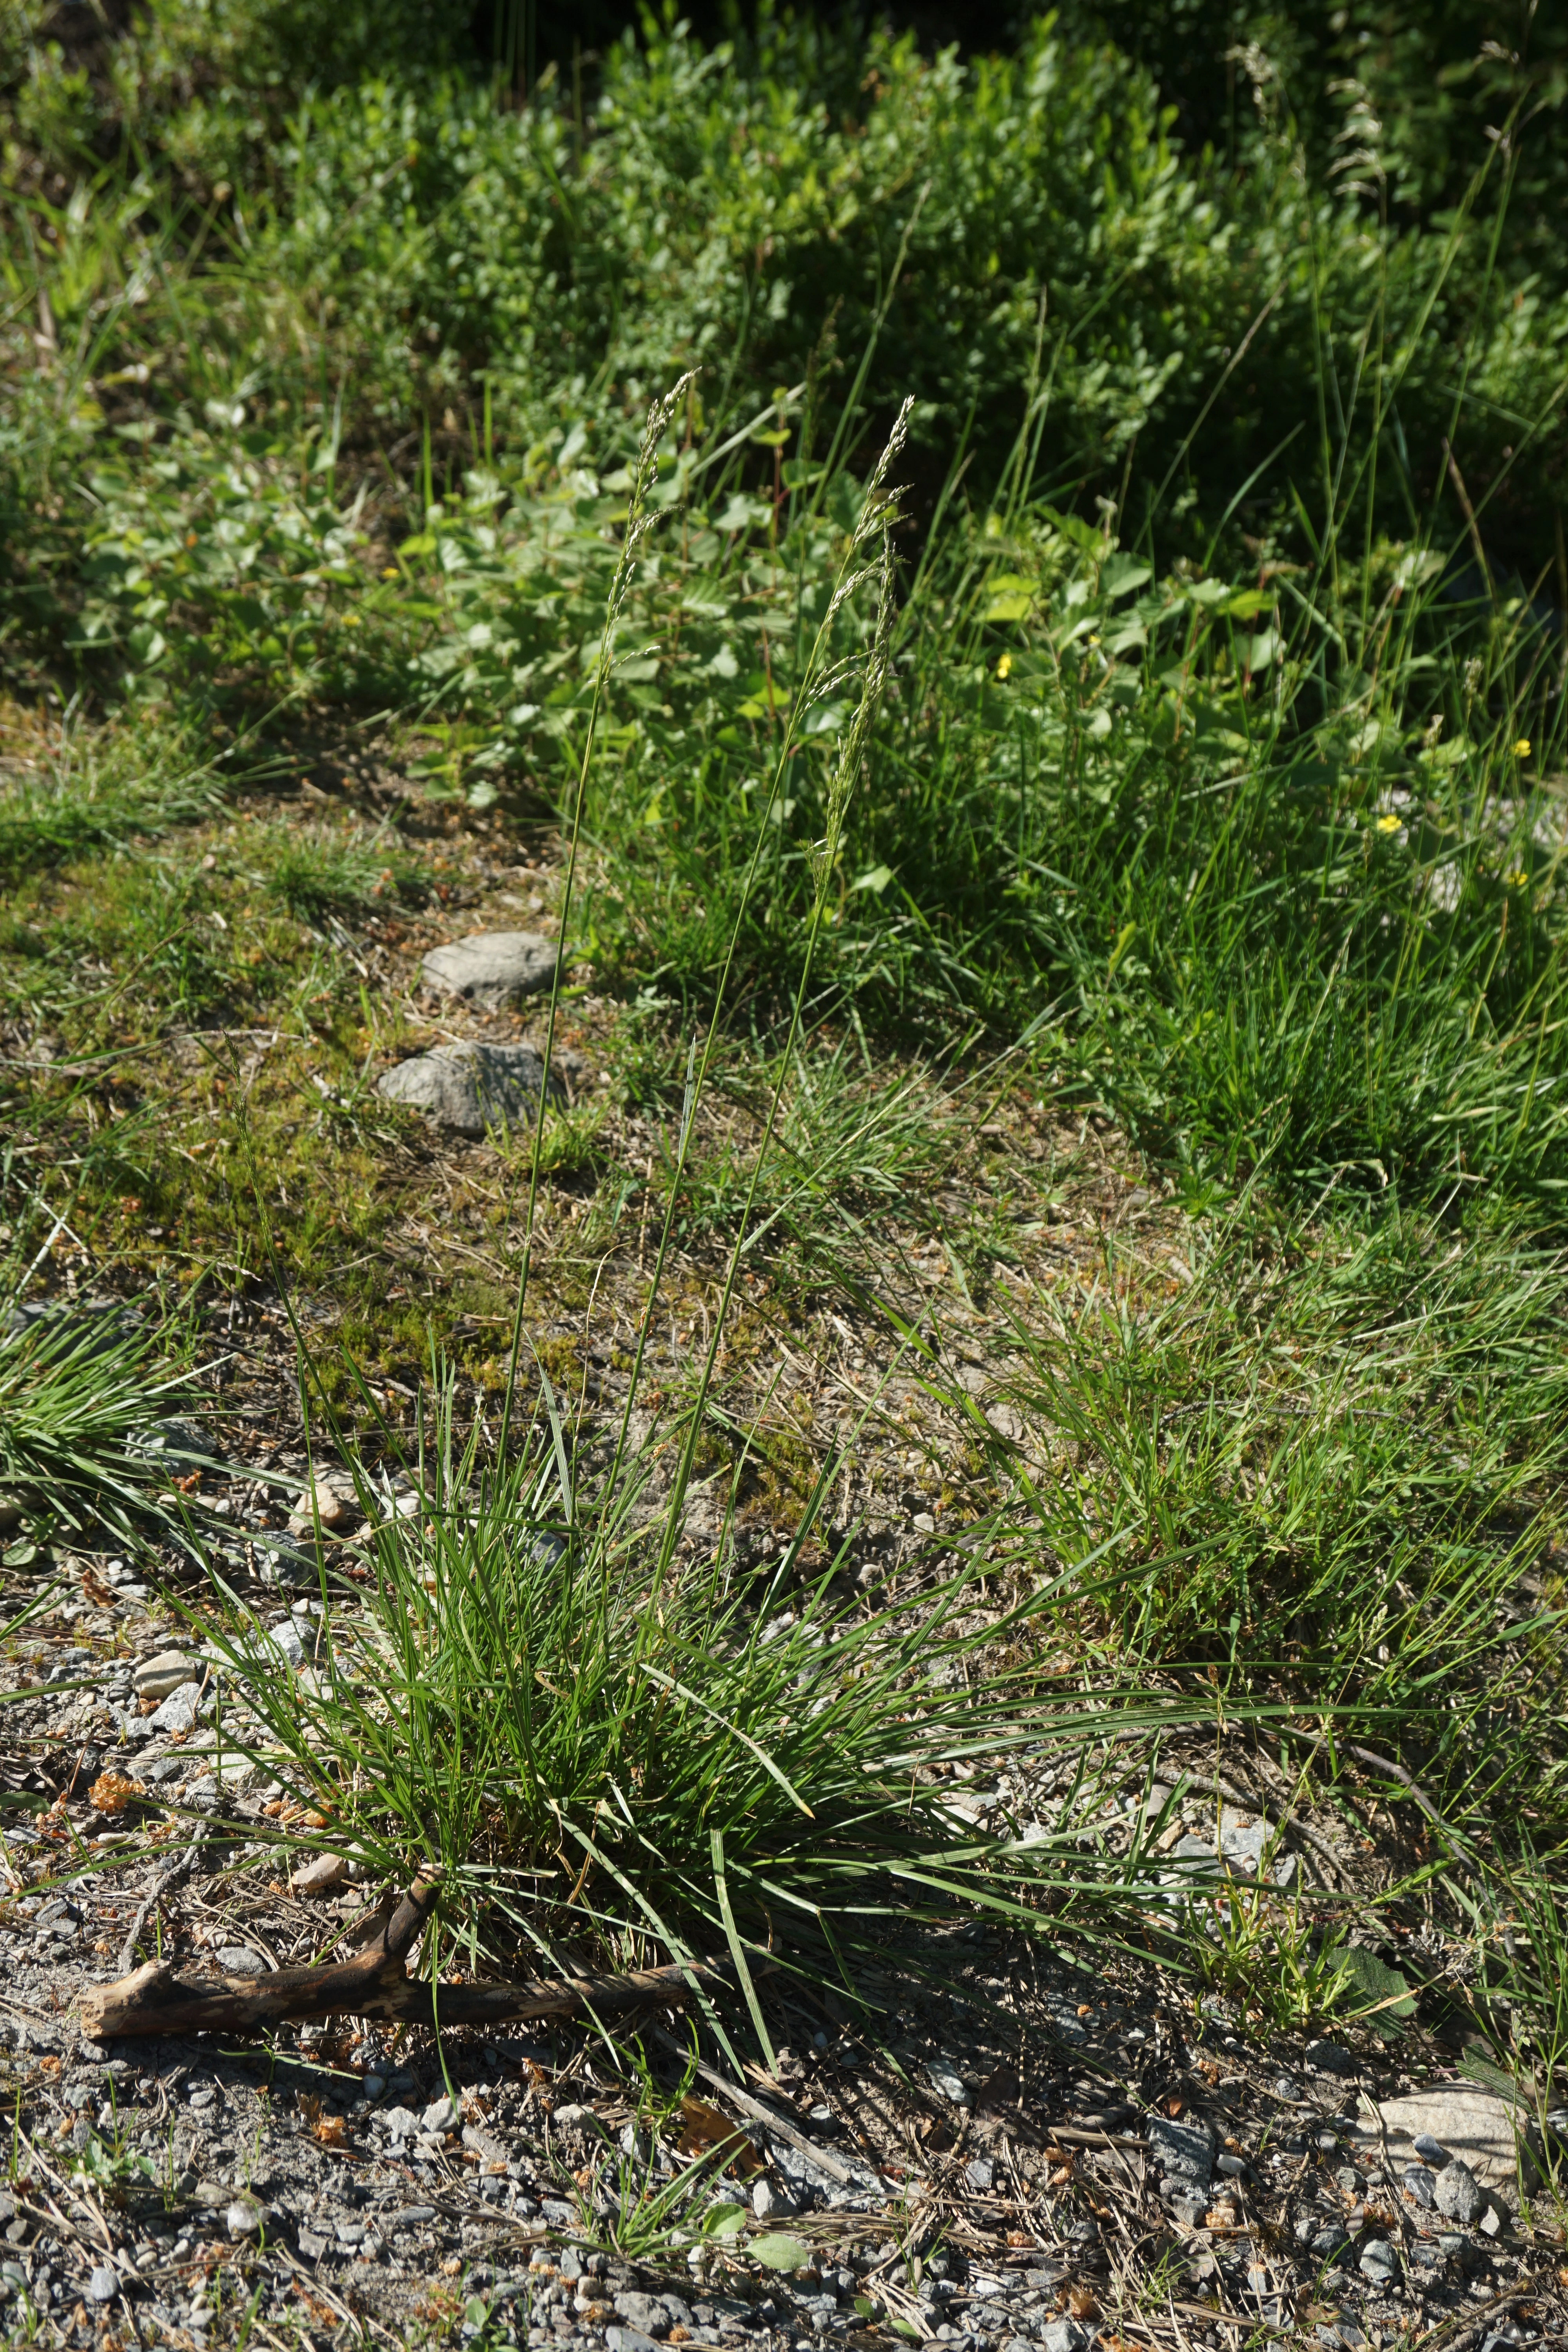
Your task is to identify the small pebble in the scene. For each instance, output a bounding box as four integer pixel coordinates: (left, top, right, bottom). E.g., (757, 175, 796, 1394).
(1412, 2133, 1448, 2165)
(85, 2268, 119, 2304)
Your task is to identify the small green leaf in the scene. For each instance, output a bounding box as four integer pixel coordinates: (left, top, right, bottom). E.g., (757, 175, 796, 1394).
(750, 2232, 812, 2273)
(704, 2202, 748, 2241)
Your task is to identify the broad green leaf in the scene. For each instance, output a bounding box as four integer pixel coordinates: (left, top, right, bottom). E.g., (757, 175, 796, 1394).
(750, 2234, 812, 2273)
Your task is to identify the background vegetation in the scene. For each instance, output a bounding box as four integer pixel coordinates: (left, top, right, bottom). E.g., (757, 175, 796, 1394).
(2, 0, 1567, 2129)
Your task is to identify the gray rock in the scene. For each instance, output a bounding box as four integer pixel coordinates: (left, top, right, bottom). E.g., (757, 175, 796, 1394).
(1311, 2225, 1350, 2260)
(1358, 2238, 1398, 2284)
(613, 2293, 670, 2338)
(148, 1683, 204, 1733)
(1412, 2133, 1448, 2164)
(1145, 2111, 1218, 2187)
(1403, 2164, 1437, 2208)
(1040, 2325, 1094, 2352)
(85, 2267, 120, 2304)
(297, 2228, 327, 2260)
(1307, 2040, 1358, 2077)
(752, 2180, 794, 2220)
(216, 1947, 267, 1977)
(226, 2198, 266, 2239)
(606, 2332, 663, 2352)
(133, 1650, 194, 1702)
(422, 930, 559, 1009)
(421, 2094, 460, 2135)
(1435, 2159, 1485, 2225)
(965, 2156, 995, 2191)
(376, 1041, 563, 1138)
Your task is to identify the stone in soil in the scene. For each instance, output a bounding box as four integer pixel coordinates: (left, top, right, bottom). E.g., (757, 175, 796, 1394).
(1168, 1803, 1296, 1887)
(377, 1040, 564, 1136)
(422, 929, 559, 1008)
(1435, 2159, 1485, 2224)
(1359, 2238, 1399, 2283)
(132, 1648, 193, 1700)
(1146, 2110, 1217, 2187)
(1359, 2087, 1537, 2195)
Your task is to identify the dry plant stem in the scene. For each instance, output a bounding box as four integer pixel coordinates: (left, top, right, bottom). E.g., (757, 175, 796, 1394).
(116, 1817, 207, 1973)
(85, 1880, 742, 2040)
(650, 2026, 860, 2185)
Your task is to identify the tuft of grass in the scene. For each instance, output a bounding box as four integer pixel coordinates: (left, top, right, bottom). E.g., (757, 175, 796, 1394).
(210, 1370, 1201, 2002)
(978, 1200, 1568, 1778)
(243, 818, 426, 924)
(0, 1239, 205, 1553)
(0, 716, 223, 884)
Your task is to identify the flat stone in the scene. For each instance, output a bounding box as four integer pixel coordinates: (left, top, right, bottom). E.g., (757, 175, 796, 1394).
(422, 929, 559, 1008)
(1307, 2040, 1358, 2077)
(376, 1041, 564, 1138)
(226, 2198, 266, 2239)
(1145, 2111, 1218, 2187)
(291, 1852, 348, 1895)
(1356, 2089, 1538, 2197)
(1435, 2159, 1485, 2224)
(297, 2228, 327, 2260)
(1403, 2164, 1438, 2208)
(422, 2094, 460, 2135)
(133, 1650, 194, 1701)
(1040, 2325, 1093, 2352)
(1169, 1804, 1296, 1886)
(1359, 2238, 1398, 2283)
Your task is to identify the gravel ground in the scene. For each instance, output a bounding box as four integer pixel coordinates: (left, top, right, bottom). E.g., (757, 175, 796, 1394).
(2, 1481, 1564, 2352)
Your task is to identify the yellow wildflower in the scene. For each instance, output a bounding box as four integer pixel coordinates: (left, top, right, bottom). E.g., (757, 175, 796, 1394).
(1375, 813, 1401, 833)
(996, 653, 1012, 680)
(1514, 738, 1532, 758)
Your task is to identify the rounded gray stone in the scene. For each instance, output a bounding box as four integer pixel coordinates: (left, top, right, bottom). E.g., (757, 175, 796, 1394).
(422, 930, 559, 1009)
(376, 1041, 563, 1138)
(1358, 2238, 1398, 2283)
(85, 2267, 120, 2303)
